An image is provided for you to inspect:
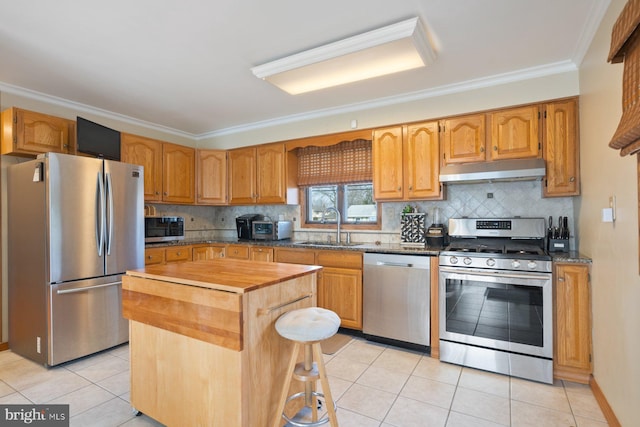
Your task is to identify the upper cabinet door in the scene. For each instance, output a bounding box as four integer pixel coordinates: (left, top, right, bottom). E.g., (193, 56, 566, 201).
(228, 146, 257, 205)
(543, 99, 580, 197)
(404, 122, 441, 199)
(1, 107, 76, 156)
(121, 133, 163, 202)
(490, 105, 541, 160)
(256, 143, 286, 204)
(373, 126, 404, 200)
(442, 114, 486, 164)
(196, 149, 227, 205)
(162, 143, 195, 204)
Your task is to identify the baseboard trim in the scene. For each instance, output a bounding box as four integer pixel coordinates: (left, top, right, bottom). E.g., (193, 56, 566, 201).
(0, 342, 8, 352)
(590, 376, 621, 427)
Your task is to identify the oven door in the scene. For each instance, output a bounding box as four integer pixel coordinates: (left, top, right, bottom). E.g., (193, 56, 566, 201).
(439, 266, 552, 359)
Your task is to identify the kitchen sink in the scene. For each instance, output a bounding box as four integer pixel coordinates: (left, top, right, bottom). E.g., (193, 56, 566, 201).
(293, 241, 363, 247)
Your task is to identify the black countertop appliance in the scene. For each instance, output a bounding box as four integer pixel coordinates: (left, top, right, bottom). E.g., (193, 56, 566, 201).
(426, 207, 447, 248)
(236, 213, 264, 240)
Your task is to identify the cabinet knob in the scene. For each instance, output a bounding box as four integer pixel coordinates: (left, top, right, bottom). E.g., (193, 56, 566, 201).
(493, 146, 497, 151)
(409, 186, 413, 191)
(147, 255, 152, 260)
(569, 177, 575, 182)
(156, 191, 160, 195)
(177, 251, 181, 256)
(558, 277, 565, 282)
(164, 192, 168, 196)
(480, 146, 485, 152)
(397, 187, 402, 191)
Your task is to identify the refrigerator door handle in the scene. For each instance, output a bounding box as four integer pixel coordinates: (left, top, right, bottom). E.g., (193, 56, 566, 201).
(97, 172, 106, 257)
(56, 281, 122, 294)
(105, 172, 114, 256)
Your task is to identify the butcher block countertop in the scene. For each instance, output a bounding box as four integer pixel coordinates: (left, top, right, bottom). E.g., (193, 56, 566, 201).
(126, 258, 322, 293)
(123, 258, 320, 426)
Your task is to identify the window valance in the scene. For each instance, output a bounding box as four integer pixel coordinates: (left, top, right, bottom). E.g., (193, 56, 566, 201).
(609, 0, 640, 155)
(296, 139, 372, 186)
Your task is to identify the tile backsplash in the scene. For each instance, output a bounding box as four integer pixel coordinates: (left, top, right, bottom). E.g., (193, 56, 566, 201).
(150, 180, 575, 246)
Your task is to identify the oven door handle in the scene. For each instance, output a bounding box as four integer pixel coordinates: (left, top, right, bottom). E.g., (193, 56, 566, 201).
(439, 266, 551, 281)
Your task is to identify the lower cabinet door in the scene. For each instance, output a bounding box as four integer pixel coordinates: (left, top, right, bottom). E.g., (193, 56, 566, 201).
(318, 267, 362, 330)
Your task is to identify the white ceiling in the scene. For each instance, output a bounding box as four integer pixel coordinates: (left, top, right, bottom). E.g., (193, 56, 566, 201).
(0, 0, 610, 139)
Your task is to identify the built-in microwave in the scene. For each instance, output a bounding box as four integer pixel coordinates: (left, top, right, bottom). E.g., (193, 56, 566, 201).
(145, 216, 185, 243)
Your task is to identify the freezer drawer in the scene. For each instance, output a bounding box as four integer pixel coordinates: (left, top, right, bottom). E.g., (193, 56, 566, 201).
(48, 275, 129, 366)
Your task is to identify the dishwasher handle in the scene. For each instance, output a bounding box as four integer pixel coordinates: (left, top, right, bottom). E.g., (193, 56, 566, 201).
(375, 261, 426, 268)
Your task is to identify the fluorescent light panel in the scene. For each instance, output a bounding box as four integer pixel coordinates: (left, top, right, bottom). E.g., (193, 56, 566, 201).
(251, 17, 436, 95)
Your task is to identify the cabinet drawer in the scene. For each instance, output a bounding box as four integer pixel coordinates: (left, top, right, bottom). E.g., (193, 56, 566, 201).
(145, 248, 165, 265)
(165, 246, 192, 263)
(227, 244, 249, 259)
(250, 246, 274, 262)
(316, 250, 363, 269)
(274, 248, 316, 265)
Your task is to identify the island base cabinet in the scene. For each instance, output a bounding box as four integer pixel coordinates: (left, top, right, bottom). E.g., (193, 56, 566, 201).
(129, 322, 243, 426)
(125, 272, 316, 427)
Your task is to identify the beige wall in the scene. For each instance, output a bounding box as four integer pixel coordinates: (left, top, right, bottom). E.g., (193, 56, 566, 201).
(578, 0, 640, 425)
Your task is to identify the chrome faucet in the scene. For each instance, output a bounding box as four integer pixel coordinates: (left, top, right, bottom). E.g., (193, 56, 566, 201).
(322, 207, 341, 244)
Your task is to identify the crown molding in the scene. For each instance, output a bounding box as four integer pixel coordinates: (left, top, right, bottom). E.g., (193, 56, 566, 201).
(0, 81, 197, 140)
(199, 60, 578, 139)
(1, 59, 578, 143)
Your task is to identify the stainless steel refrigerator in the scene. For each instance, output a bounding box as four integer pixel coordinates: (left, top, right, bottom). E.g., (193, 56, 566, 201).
(7, 153, 144, 366)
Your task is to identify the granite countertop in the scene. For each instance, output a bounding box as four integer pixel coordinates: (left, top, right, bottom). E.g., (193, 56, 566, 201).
(146, 238, 591, 262)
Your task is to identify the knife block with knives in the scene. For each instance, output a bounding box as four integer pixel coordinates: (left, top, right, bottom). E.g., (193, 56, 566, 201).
(547, 215, 570, 252)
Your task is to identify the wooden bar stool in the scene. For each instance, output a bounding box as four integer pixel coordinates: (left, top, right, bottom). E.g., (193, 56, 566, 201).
(273, 307, 340, 427)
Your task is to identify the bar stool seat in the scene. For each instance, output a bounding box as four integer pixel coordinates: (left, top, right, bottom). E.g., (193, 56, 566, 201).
(273, 307, 340, 427)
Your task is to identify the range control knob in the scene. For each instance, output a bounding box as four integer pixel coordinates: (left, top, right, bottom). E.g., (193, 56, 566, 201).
(486, 258, 496, 267)
(463, 257, 472, 265)
(511, 260, 521, 269)
(449, 256, 458, 264)
(527, 261, 538, 269)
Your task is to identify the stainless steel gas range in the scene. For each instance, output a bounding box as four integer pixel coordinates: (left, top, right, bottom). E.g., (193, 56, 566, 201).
(439, 217, 553, 384)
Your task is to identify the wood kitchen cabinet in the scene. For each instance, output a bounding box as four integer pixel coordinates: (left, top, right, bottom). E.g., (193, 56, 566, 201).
(441, 113, 487, 164)
(489, 105, 541, 160)
(274, 247, 363, 330)
(373, 121, 442, 201)
(228, 143, 287, 205)
(162, 143, 195, 204)
(274, 247, 317, 265)
(121, 135, 195, 203)
(145, 245, 193, 265)
(121, 133, 163, 202)
(1, 107, 76, 156)
(543, 99, 580, 197)
(192, 244, 226, 260)
(316, 250, 363, 330)
(226, 244, 250, 260)
(554, 262, 592, 384)
(144, 247, 165, 265)
(196, 149, 227, 205)
(250, 246, 274, 262)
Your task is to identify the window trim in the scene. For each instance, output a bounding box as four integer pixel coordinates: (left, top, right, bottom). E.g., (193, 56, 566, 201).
(300, 185, 381, 230)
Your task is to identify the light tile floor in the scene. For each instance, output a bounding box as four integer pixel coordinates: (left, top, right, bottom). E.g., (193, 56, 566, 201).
(0, 337, 609, 427)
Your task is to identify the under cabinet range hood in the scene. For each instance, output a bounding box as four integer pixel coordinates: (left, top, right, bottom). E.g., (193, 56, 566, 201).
(439, 158, 546, 184)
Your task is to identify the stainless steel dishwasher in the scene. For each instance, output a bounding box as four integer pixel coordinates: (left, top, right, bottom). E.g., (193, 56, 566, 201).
(363, 253, 430, 346)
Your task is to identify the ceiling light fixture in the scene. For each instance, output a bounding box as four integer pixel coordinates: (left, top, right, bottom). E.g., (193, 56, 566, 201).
(251, 17, 436, 95)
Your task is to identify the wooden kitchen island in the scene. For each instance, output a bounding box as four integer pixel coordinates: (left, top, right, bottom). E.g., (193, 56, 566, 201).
(122, 259, 322, 427)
